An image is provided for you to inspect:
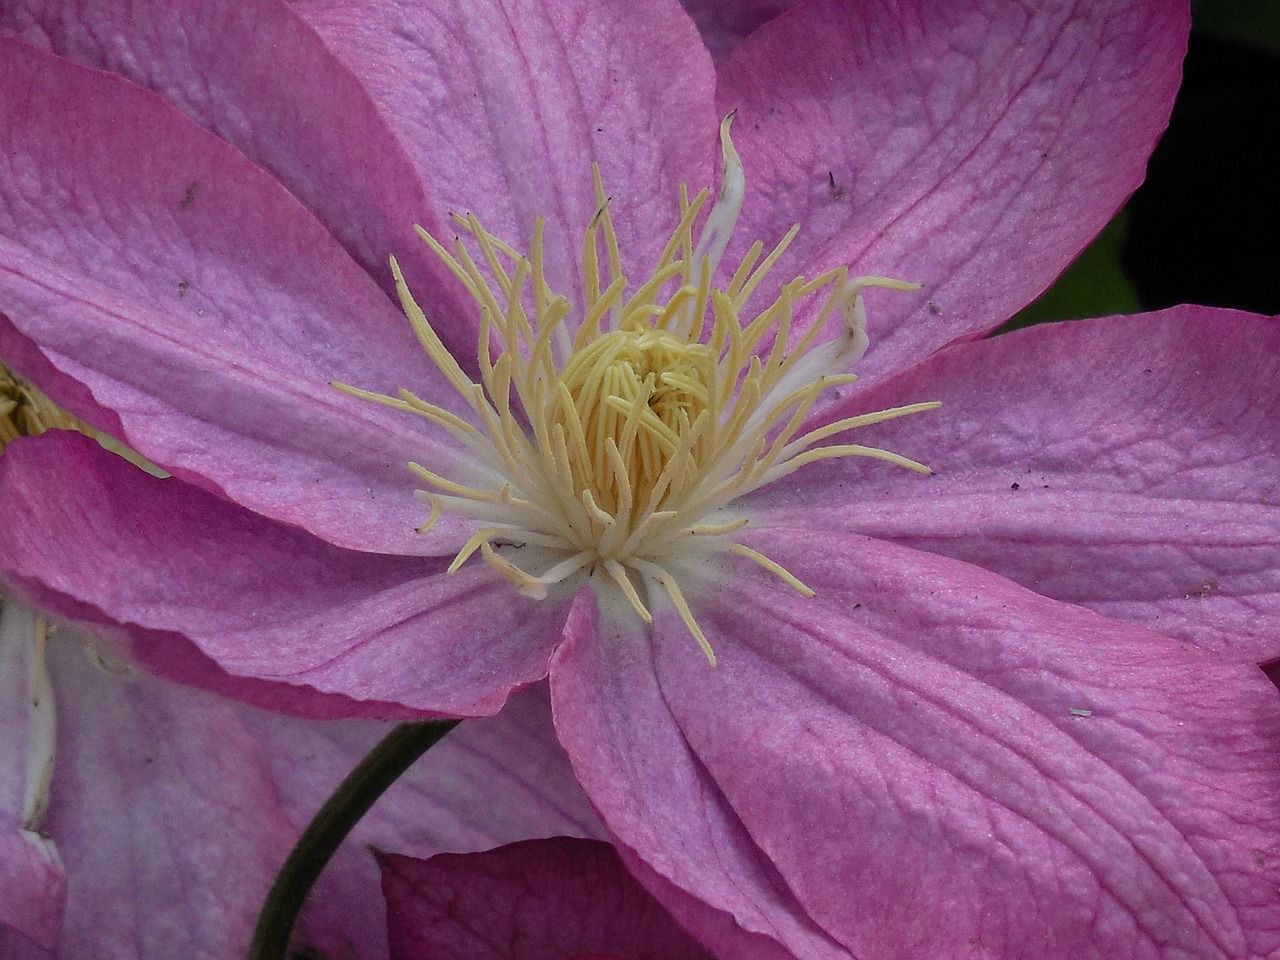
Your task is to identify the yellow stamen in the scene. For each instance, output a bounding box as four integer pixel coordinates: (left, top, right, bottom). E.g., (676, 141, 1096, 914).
(1, 364, 87, 448)
(347, 116, 939, 661)
(0, 362, 166, 476)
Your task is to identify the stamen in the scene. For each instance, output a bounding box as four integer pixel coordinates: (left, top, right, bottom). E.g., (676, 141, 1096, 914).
(728, 544, 816, 598)
(631, 558, 717, 667)
(347, 120, 939, 661)
(449, 526, 508, 572)
(479, 541, 547, 596)
(782, 401, 944, 451)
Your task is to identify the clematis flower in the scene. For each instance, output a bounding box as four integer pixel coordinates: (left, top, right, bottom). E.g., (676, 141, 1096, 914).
(379, 837, 716, 960)
(2, 1, 1279, 958)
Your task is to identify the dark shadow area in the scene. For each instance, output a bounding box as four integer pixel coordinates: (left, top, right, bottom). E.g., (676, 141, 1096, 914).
(1122, 34, 1280, 316)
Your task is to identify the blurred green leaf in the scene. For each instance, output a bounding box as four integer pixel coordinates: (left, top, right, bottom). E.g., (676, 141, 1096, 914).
(1002, 213, 1139, 331)
(1193, 0, 1280, 55)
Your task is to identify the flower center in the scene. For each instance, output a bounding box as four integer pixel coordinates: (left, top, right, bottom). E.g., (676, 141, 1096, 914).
(555, 325, 713, 523)
(342, 117, 939, 662)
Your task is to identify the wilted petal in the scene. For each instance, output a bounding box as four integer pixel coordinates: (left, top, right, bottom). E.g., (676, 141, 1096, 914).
(380, 838, 715, 960)
(717, 0, 1187, 379)
(749, 307, 1280, 661)
(0, 602, 64, 950)
(556, 532, 1280, 959)
(0, 39, 475, 554)
(0, 433, 564, 718)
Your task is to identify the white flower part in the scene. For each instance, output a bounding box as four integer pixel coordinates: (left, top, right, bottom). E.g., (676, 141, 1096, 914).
(342, 116, 939, 663)
(674, 114, 746, 340)
(1, 600, 57, 833)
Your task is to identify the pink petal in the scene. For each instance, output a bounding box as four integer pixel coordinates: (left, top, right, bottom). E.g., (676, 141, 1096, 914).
(36, 631, 298, 960)
(0, 834, 61, 951)
(0, 433, 565, 718)
(239, 685, 606, 960)
(0, 0, 466, 330)
(554, 533, 1280, 959)
(0, 38, 475, 555)
(248, 684, 604, 855)
(288, 0, 718, 299)
(552, 592, 849, 960)
(717, 0, 1188, 380)
(380, 838, 715, 960)
(748, 306, 1280, 661)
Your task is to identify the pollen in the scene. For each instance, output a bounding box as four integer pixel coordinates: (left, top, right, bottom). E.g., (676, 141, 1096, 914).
(341, 117, 939, 664)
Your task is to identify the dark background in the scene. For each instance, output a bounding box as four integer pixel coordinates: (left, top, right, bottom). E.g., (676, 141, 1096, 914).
(1008, 0, 1280, 328)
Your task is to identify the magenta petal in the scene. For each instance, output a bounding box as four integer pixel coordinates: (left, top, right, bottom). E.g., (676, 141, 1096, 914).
(37, 634, 298, 960)
(0, 433, 565, 717)
(0, 38, 475, 554)
(748, 307, 1280, 661)
(556, 534, 1280, 959)
(380, 838, 715, 960)
(289, 0, 717, 297)
(717, 0, 1187, 379)
(0, 928, 51, 959)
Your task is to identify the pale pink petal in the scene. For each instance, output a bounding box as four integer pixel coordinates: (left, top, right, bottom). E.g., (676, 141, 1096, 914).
(0, 433, 565, 718)
(0, 602, 64, 949)
(26, 609, 406, 723)
(0, 0, 471, 340)
(554, 534, 1280, 959)
(717, 0, 1187, 380)
(552, 592, 849, 960)
(747, 307, 1280, 661)
(288, 0, 717, 300)
(38, 631, 299, 960)
(0, 39, 475, 555)
(242, 686, 606, 960)
(380, 838, 715, 960)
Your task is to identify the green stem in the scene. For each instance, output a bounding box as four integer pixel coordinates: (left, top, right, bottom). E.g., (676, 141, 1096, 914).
(248, 719, 460, 960)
